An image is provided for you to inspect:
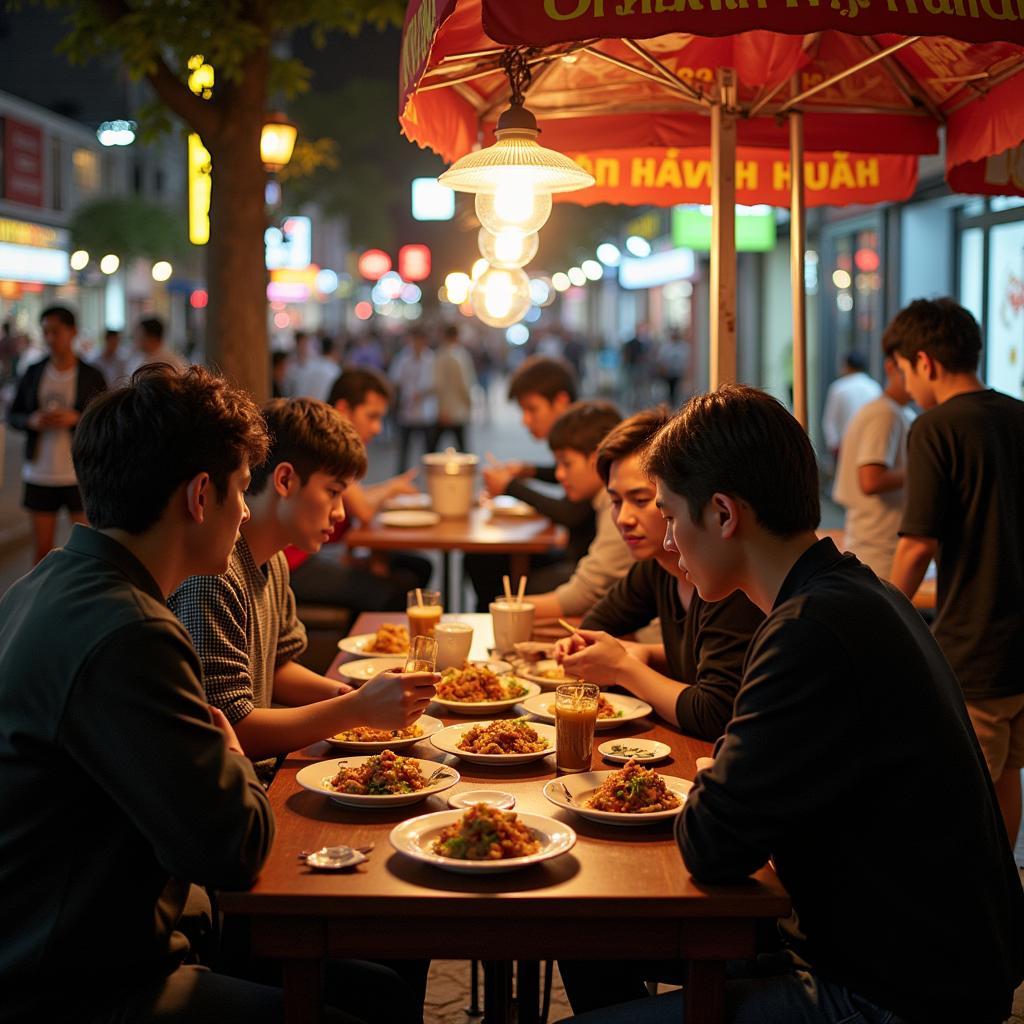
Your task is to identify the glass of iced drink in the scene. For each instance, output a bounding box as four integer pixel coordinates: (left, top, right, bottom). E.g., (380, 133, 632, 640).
(404, 634, 438, 674)
(489, 597, 535, 654)
(555, 683, 599, 774)
(407, 590, 443, 639)
(434, 621, 474, 671)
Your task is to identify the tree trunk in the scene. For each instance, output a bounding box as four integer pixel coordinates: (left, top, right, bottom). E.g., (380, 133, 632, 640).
(205, 49, 269, 402)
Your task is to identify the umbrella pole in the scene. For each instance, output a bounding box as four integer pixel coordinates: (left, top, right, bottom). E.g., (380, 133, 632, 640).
(710, 68, 737, 389)
(789, 110, 808, 430)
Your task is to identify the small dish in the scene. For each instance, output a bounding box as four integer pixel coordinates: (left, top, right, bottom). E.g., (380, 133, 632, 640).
(336, 656, 406, 683)
(517, 693, 653, 731)
(430, 720, 557, 765)
(382, 493, 432, 511)
(302, 846, 368, 871)
(378, 509, 442, 528)
(389, 809, 576, 874)
(488, 496, 537, 518)
(296, 755, 460, 808)
(337, 632, 409, 656)
(515, 659, 600, 689)
(448, 789, 516, 810)
(597, 738, 672, 764)
(325, 714, 444, 752)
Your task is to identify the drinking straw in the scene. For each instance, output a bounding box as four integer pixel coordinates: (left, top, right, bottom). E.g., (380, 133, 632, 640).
(415, 588, 424, 607)
(502, 575, 513, 603)
(516, 575, 527, 607)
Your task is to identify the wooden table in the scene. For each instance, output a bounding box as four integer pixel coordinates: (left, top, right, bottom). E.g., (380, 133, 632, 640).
(345, 507, 566, 611)
(219, 613, 790, 1024)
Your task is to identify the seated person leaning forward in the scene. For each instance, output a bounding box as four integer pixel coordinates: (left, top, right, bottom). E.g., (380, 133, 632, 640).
(169, 397, 438, 776)
(523, 400, 633, 619)
(0, 365, 282, 1022)
(553, 408, 763, 743)
(566, 386, 1024, 1024)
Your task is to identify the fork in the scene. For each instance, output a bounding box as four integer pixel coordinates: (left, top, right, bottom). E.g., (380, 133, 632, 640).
(557, 781, 574, 804)
(425, 765, 453, 786)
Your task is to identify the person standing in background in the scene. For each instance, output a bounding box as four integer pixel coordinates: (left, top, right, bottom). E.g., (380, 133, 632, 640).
(389, 327, 437, 472)
(7, 306, 106, 563)
(431, 323, 476, 452)
(284, 330, 339, 402)
(831, 335, 915, 578)
(126, 317, 188, 375)
(821, 351, 881, 461)
(90, 328, 128, 387)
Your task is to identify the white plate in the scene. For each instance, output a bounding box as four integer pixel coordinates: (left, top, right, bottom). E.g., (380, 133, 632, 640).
(430, 720, 557, 765)
(432, 679, 541, 716)
(337, 632, 409, 656)
(324, 714, 445, 752)
(337, 656, 406, 683)
(597, 738, 672, 764)
(488, 496, 537, 518)
(296, 755, 459, 808)
(378, 509, 441, 528)
(542, 771, 691, 826)
(448, 789, 516, 810)
(382, 493, 432, 511)
(390, 809, 576, 874)
(515, 659, 603, 689)
(516, 693, 653, 731)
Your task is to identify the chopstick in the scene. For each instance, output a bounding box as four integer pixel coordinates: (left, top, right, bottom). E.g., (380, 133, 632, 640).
(558, 618, 581, 636)
(516, 575, 527, 606)
(502, 575, 513, 603)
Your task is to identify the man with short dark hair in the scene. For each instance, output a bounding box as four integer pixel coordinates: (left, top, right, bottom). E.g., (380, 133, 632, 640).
(821, 350, 881, 459)
(7, 305, 106, 563)
(889, 297, 1024, 842)
(90, 327, 128, 387)
(569, 384, 1024, 1024)
(0, 364, 283, 1023)
(127, 315, 187, 374)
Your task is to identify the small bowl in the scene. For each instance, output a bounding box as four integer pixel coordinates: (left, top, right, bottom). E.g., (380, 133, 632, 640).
(448, 789, 516, 810)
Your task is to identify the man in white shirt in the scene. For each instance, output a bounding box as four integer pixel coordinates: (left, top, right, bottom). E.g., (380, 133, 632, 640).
(821, 352, 882, 459)
(7, 306, 106, 562)
(284, 331, 340, 401)
(431, 323, 477, 452)
(832, 341, 915, 578)
(126, 317, 188, 376)
(90, 328, 128, 387)
(389, 327, 437, 471)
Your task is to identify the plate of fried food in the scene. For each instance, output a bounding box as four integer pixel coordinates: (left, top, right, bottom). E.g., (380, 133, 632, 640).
(389, 804, 576, 874)
(514, 658, 609, 690)
(296, 749, 460, 808)
(542, 761, 692, 826)
(516, 693, 653, 730)
(431, 719, 557, 765)
(324, 714, 444, 752)
(431, 662, 540, 715)
(337, 622, 410, 656)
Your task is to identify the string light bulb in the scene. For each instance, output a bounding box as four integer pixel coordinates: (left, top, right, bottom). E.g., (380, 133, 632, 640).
(470, 265, 531, 328)
(478, 227, 539, 269)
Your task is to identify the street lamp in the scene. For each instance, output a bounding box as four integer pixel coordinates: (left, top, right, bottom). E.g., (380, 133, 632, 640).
(261, 113, 297, 173)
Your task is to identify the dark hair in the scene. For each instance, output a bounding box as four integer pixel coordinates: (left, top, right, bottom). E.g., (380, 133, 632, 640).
(595, 406, 671, 485)
(248, 398, 367, 496)
(104, 328, 121, 341)
(328, 368, 391, 409)
(548, 400, 622, 456)
(40, 306, 76, 329)
(73, 364, 269, 534)
(882, 297, 982, 373)
(844, 351, 868, 373)
(644, 385, 820, 538)
(443, 324, 459, 342)
(508, 355, 578, 403)
(320, 335, 334, 357)
(271, 350, 289, 370)
(138, 317, 164, 341)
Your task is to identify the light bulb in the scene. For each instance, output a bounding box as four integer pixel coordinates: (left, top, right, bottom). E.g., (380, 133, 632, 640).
(470, 266, 531, 328)
(478, 227, 539, 270)
(475, 185, 552, 234)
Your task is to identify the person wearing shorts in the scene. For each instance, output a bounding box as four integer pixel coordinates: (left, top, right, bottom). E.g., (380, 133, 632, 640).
(7, 305, 105, 563)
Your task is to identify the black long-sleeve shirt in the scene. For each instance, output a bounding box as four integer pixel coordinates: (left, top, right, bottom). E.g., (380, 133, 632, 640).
(678, 539, 1024, 1024)
(0, 527, 274, 1022)
(582, 559, 763, 740)
(507, 477, 595, 564)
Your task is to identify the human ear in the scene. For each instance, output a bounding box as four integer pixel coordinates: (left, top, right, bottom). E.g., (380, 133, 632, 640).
(185, 473, 211, 524)
(709, 492, 740, 538)
(273, 462, 296, 498)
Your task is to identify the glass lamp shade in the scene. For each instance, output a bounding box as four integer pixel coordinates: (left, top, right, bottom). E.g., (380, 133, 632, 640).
(475, 187, 552, 235)
(478, 227, 539, 269)
(470, 266, 532, 328)
(261, 113, 297, 171)
(438, 126, 595, 196)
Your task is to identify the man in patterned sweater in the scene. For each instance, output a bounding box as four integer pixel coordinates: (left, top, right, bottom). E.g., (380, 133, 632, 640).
(169, 398, 438, 777)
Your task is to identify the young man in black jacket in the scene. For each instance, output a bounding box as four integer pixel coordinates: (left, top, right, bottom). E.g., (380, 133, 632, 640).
(571, 385, 1024, 1024)
(7, 305, 105, 562)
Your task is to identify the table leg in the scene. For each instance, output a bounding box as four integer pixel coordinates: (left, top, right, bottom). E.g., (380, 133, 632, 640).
(515, 960, 540, 1024)
(483, 960, 514, 1023)
(282, 958, 322, 1024)
(684, 960, 726, 1024)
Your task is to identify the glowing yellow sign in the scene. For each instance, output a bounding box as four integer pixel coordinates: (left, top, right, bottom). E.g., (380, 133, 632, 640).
(188, 133, 211, 246)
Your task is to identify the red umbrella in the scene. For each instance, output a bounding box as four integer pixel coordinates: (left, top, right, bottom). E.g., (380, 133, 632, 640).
(399, 0, 1024, 422)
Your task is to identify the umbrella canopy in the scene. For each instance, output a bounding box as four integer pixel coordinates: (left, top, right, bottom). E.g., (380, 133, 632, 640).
(399, 0, 1024, 422)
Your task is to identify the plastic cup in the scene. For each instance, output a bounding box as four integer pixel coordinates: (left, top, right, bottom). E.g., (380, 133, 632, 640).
(407, 590, 443, 639)
(403, 634, 438, 674)
(489, 598, 535, 654)
(434, 621, 474, 671)
(555, 683, 599, 774)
